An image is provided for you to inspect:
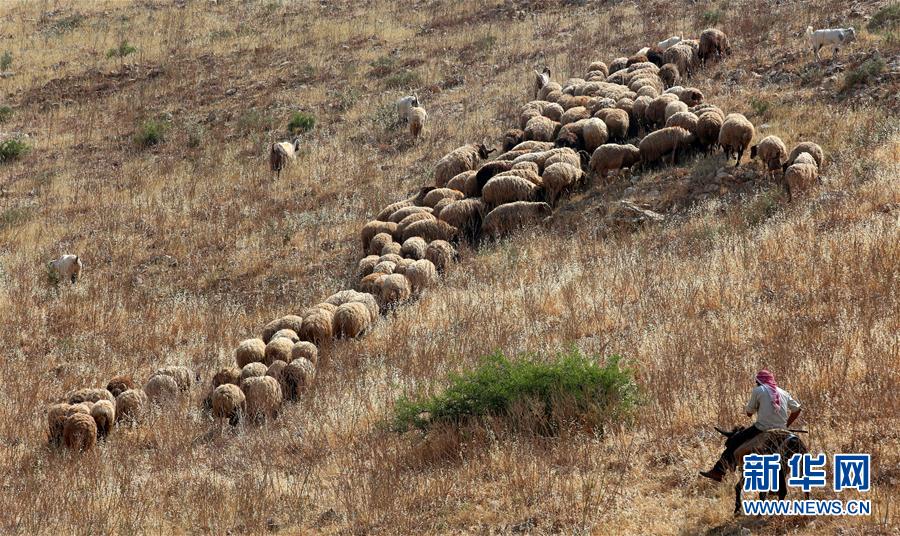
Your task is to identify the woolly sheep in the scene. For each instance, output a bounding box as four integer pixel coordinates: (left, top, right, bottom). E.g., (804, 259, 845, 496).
(434, 144, 493, 187)
(659, 63, 680, 88)
(544, 147, 583, 169)
(378, 253, 403, 265)
(63, 413, 97, 452)
(609, 57, 629, 74)
(372, 260, 396, 275)
(403, 259, 438, 295)
(266, 360, 288, 386)
(324, 290, 380, 322)
(718, 113, 755, 166)
(394, 258, 415, 274)
(593, 109, 628, 142)
(407, 106, 427, 139)
(145, 374, 179, 404)
(658, 35, 682, 49)
(361, 222, 399, 253)
(282, 358, 315, 401)
(375, 187, 434, 221)
(542, 162, 584, 206)
(664, 100, 689, 122)
(48, 403, 72, 446)
(243, 376, 282, 423)
(381, 242, 402, 256)
(106, 375, 134, 398)
(438, 198, 486, 239)
(646, 93, 679, 127)
(446, 170, 479, 197)
(264, 337, 294, 366)
(539, 82, 563, 101)
(587, 61, 609, 77)
(627, 54, 648, 67)
(396, 212, 436, 238)
(503, 129, 526, 152)
(590, 143, 641, 179)
(784, 154, 820, 200)
(235, 338, 266, 367)
(533, 67, 551, 98)
(786, 142, 825, 169)
(151, 366, 194, 392)
(432, 198, 455, 220)
(665, 111, 700, 136)
(211, 384, 245, 426)
(261, 315, 304, 343)
(667, 87, 703, 106)
(401, 236, 427, 260)
(212, 367, 241, 387)
(270, 329, 299, 344)
(333, 302, 372, 338)
(423, 188, 465, 208)
(291, 341, 317, 366)
(511, 140, 556, 152)
(639, 126, 696, 167)
(524, 115, 561, 142)
(425, 240, 456, 273)
(494, 168, 543, 187)
(482, 201, 552, 238)
(807, 27, 856, 61)
(474, 160, 514, 188)
(240, 362, 268, 383)
(379, 273, 412, 308)
(482, 175, 543, 207)
(750, 135, 788, 176)
(359, 272, 385, 295)
(400, 219, 458, 243)
(519, 100, 549, 128)
(663, 44, 696, 79)
(697, 111, 724, 151)
(300, 306, 334, 345)
(388, 205, 433, 224)
(90, 400, 115, 439)
(560, 106, 591, 125)
(67, 388, 115, 405)
(698, 28, 731, 63)
(270, 139, 301, 178)
(631, 95, 652, 130)
(115, 389, 148, 424)
(396, 94, 419, 122)
(47, 254, 82, 285)
(365, 232, 392, 256)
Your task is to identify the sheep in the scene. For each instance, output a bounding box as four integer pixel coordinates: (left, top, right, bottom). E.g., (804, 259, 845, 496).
(361, 221, 399, 252)
(750, 135, 788, 177)
(333, 302, 372, 338)
(511, 140, 556, 152)
(212, 367, 242, 387)
(235, 338, 266, 368)
(525, 115, 561, 142)
(375, 187, 434, 221)
(90, 400, 115, 439)
(784, 153, 820, 200)
(264, 337, 294, 366)
(482, 201, 552, 238)
(423, 188, 465, 208)
(67, 388, 115, 405)
(151, 366, 194, 392)
(631, 96, 652, 132)
(438, 198, 487, 240)
(718, 113, 755, 166)
(609, 57, 629, 74)
(324, 290, 380, 323)
(443, 171, 477, 198)
(266, 360, 288, 387)
(271, 328, 300, 343)
(270, 138, 301, 178)
(372, 260, 396, 275)
(474, 161, 514, 190)
(646, 93, 680, 127)
(48, 403, 72, 446)
(432, 197, 457, 219)
(291, 341, 318, 366)
(542, 162, 584, 206)
(665, 111, 700, 136)
(396, 212, 436, 238)
(63, 413, 97, 452)
(519, 100, 550, 128)
(658, 35, 682, 49)
(403, 259, 438, 295)
(387, 205, 433, 224)
(381, 242, 402, 256)
(47, 254, 82, 285)
(659, 63, 680, 88)
(560, 106, 591, 126)
(400, 236, 428, 260)
(240, 362, 268, 383)
(425, 240, 456, 273)
(396, 94, 419, 122)
(697, 111, 724, 151)
(482, 175, 543, 207)
(105, 375, 134, 398)
(587, 61, 609, 77)
(544, 147, 583, 169)
(261, 315, 304, 343)
(359, 272, 386, 295)
(379, 273, 412, 308)
(145, 374, 180, 404)
(590, 143, 641, 180)
(539, 82, 563, 101)
(786, 142, 825, 169)
(698, 28, 731, 63)
(115, 389, 148, 424)
(667, 86, 704, 107)
(434, 144, 493, 187)
(806, 27, 856, 61)
(502, 129, 526, 151)
(645, 46, 666, 67)
(627, 54, 649, 67)
(664, 100, 689, 122)
(378, 253, 404, 265)
(282, 358, 315, 401)
(533, 67, 551, 98)
(242, 376, 282, 423)
(394, 258, 415, 275)
(400, 219, 458, 243)
(366, 232, 393, 256)
(663, 44, 696, 79)
(592, 109, 627, 142)
(408, 106, 427, 139)
(539, 102, 564, 122)
(211, 384, 245, 426)
(639, 126, 696, 167)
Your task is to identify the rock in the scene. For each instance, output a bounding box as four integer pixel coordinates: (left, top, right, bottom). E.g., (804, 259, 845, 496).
(225, 87, 237, 96)
(606, 201, 665, 228)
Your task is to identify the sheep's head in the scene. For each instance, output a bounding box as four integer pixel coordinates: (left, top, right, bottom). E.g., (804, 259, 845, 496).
(578, 150, 591, 169)
(844, 28, 856, 42)
(750, 145, 759, 159)
(475, 143, 494, 160)
(536, 202, 553, 217)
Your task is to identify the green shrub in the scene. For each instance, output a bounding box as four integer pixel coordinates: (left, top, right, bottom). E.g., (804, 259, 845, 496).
(749, 97, 770, 118)
(383, 69, 421, 89)
(701, 9, 722, 25)
(106, 40, 137, 59)
(842, 57, 886, 92)
(0, 106, 12, 123)
(287, 111, 315, 134)
(392, 349, 638, 434)
(135, 119, 166, 147)
(0, 138, 30, 163)
(0, 51, 11, 71)
(868, 4, 900, 32)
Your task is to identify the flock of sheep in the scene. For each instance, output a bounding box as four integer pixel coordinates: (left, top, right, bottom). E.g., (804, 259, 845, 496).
(46, 25, 835, 452)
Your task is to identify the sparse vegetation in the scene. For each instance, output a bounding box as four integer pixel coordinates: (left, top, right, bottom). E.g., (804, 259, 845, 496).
(0, 105, 12, 123)
(287, 111, 315, 134)
(106, 40, 136, 59)
(134, 119, 166, 147)
(383, 68, 421, 89)
(842, 57, 886, 92)
(0, 137, 30, 163)
(868, 3, 900, 32)
(0, 51, 11, 71)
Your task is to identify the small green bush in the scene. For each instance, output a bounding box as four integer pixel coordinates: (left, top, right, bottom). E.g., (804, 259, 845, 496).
(0, 106, 12, 123)
(135, 119, 166, 147)
(0, 138, 30, 163)
(868, 4, 900, 32)
(392, 349, 638, 434)
(106, 40, 137, 59)
(749, 97, 770, 118)
(842, 57, 886, 92)
(383, 69, 421, 89)
(702, 9, 722, 25)
(287, 111, 315, 134)
(0, 51, 11, 71)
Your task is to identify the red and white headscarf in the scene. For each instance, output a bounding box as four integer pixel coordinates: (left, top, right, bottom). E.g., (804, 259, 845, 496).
(756, 369, 781, 409)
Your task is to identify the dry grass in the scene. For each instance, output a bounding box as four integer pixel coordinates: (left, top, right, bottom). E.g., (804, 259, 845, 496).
(0, 0, 898, 534)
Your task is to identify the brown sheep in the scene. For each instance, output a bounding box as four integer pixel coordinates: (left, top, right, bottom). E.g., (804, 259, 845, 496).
(367, 232, 394, 256)
(482, 201, 552, 239)
(425, 240, 457, 273)
(379, 273, 412, 308)
(718, 113, 755, 166)
(90, 400, 115, 439)
(434, 144, 493, 187)
(785, 142, 825, 169)
(282, 358, 315, 401)
(145, 374, 179, 404)
(502, 129, 525, 151)
(659, 63, 680, 88)
(264, 337, 294, 366)
(47, 403, 72, 446)
(404, 259, 438, 294)
(106, 376, 134, 398)
(243, 376, 282, 423)
(63, 413, 97, 452)
(784, 153, 820, 200)
(750, 135, 788, 177)
(211, 384, 245, 426)
(235, 338, 266, 368)
(590, 144, 641, 179)
(67, 388, 115, 405)
(594, 109, 629, 142)
(387, 205, 433, 224)
(115, 389, 148, 424)
(299, 306, 334, 345)
(291, 341, 318, 366)
(261, 315, 304, 343)
(698, 28, 732, 63)
(374, 187, 434, 221)
(212, 367, 242, 387)
(400, 219, 458, 243)
(639, 127, 696, 167)
(697, 111, 724, 152)
(438, 198, 487, 241)
(360, 220, 399, 252)
(333, 302, 372, 339)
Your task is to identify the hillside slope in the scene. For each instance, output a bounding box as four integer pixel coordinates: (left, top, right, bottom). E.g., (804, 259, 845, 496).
(0, 0, 898, 534)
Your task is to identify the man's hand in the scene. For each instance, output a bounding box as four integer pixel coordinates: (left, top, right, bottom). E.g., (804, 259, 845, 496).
(786, 408, 801, 427)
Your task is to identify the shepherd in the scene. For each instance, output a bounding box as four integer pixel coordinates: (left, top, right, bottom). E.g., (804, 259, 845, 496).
(700, 369, 802, 482)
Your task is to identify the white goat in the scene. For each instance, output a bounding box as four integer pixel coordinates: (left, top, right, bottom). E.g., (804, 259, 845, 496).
(269, 138, 301, 178)
(48, 254, 82, 285)
(396, 94, 419, 123)
(806, 26, 856, 61)
(658, 36, 682, 50)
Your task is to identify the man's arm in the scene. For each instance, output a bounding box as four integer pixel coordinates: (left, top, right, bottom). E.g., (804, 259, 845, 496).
(745, 388, 759, 418)
(786, 408, 801, 427)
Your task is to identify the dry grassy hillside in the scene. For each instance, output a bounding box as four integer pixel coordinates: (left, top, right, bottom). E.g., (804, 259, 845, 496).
(1, 0, 898, 534)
